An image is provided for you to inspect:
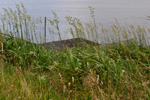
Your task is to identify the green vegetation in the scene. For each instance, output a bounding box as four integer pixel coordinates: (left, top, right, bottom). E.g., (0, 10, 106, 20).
(0, 3, 150, 100)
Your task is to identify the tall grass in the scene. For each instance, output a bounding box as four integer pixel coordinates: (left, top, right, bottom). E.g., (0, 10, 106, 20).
(0, 2, 42, 43)
(0, 35, 150, 99)
(0, 2, 150, 46)
(0, 2, 150, 100)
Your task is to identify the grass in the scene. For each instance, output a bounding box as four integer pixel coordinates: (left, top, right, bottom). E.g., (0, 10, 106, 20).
(0, 34, 150, 100)
(0, 2, 150, 100)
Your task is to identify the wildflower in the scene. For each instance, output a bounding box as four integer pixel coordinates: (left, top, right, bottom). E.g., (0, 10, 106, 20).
(63, 85, 67, 93)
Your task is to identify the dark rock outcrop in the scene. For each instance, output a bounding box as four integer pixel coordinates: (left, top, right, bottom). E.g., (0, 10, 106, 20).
(39, 38, 100, 51)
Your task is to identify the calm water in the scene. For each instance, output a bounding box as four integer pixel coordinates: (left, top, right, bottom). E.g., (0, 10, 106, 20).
(0, 0, 150, 42)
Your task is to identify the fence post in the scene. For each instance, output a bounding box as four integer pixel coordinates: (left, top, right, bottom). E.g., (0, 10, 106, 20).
(44, 17, 46, 43)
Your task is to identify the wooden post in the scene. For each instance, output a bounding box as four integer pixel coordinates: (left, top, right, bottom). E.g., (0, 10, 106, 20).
(44, 17, 46, 43)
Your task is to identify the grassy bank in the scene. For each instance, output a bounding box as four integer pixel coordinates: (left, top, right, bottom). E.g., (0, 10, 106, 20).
(0, 34, 150, 100)
(0, 2, 150, 100)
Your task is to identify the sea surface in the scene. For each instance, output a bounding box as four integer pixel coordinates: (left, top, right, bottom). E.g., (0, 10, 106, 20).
(0, 0, 150, 42)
